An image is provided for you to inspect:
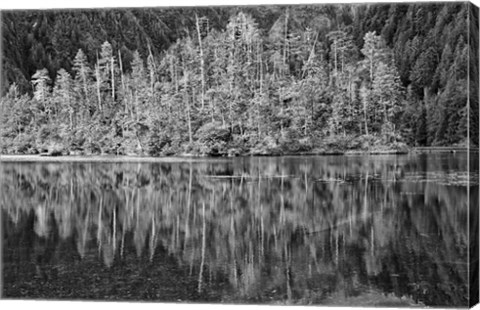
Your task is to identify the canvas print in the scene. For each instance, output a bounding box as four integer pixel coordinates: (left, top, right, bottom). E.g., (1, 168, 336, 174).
(0, 1, 479, 308)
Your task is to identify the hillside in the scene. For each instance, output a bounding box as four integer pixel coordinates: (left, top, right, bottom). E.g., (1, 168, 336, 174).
(1, 3, 478, 156)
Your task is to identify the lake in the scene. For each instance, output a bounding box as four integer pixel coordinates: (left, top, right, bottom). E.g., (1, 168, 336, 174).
(1, 153, 478, 306)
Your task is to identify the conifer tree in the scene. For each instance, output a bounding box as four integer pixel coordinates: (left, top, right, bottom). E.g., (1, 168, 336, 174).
(53, 68, 74, 129)
(32, 68, 51, 119)
(72, 49, 92, 117)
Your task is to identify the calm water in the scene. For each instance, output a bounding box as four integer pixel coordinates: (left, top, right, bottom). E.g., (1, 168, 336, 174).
(1, 153, 478, 306)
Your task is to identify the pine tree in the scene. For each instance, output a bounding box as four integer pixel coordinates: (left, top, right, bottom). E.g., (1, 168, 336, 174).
(130, 51, 148, 119)
(372, 62, 403, 135)
(360, 31, 387, 83)
(32, 68, 52, 119)
(97, 41, 116, 104)
(359, 83, 370, 135)
(410, 46, 437, 102)
(72, 49, 92, 117)
(53, 68, 74, 129)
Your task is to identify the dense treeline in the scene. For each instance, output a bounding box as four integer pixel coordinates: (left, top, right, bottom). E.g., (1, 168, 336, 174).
(1, 3, 478, 156)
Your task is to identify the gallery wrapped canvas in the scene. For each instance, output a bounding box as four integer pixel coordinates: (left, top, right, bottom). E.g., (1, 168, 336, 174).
(0, 0, 479, 308)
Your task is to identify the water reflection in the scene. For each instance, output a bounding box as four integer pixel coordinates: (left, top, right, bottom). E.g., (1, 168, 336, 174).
(1, 153, 477, 306)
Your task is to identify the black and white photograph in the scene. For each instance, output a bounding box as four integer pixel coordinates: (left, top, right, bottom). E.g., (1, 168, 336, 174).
(0, 0, 479, 308)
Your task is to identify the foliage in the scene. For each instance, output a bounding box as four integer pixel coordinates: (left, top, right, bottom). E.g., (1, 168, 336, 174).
(1, 3, 476, 155)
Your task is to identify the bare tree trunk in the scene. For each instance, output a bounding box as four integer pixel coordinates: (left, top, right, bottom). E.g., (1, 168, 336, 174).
(349, 70, 353, 109)
(95, 60, 102, 112)
(129, 89, 135, 119)
(195, 14, 206, 111)
(257, 44, 262, 138)
(212, 47, 220, 121)
(228, 42, 235, 133)
(304, 110, 308, 136)
(183, 66, 193, 145)
(280, 87, 284, 138)
(118, 51, 127, 114)
(363, 98, 369, 135)
(81, 70, 90, 116)
(69, 111, 73, 131)
(384, 101, 388, 124)
(370, 51, 374, 82)
(174, 58, 178, 94)
(334, 40, 338, 85)
(228, 84, 234, 133)
(147, 44, 156, 107)
(302, 32, 319, 79)
(148, 63, 155, 106)
(134, 91, 139, 122)
(283, 8, 289, 71)
(111, 57, 115, 101)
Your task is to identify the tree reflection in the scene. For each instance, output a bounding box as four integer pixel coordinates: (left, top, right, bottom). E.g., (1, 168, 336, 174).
(1, 153, 476, 306)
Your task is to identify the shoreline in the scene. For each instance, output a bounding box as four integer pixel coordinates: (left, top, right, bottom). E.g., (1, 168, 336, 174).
(1, 147, 475, 163)
(0, 154, 221, 163)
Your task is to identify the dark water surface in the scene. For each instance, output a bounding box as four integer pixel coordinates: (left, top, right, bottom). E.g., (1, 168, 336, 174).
(2, 153, 478, 306)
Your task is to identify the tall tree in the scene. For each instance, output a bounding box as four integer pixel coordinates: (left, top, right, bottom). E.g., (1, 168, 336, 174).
(72, 49, 92, 118)
(53, 69, 74, 129)
(32, 68, 51, 119)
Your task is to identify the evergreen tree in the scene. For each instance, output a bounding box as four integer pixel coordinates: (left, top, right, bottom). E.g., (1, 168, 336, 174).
(72, 49, 92, 118)
(31, 68, 52, 120)
(371, 62, 403, 135)
(53, 69, 74, 129)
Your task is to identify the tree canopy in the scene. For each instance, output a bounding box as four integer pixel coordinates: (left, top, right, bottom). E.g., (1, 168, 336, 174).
(1, 3, 478, 156)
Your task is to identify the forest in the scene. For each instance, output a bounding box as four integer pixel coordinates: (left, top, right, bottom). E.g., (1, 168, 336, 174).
(1, 3, 478, 156)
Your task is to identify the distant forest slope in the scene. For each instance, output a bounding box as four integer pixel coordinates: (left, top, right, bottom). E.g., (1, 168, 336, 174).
(1, 3, 478, 156)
